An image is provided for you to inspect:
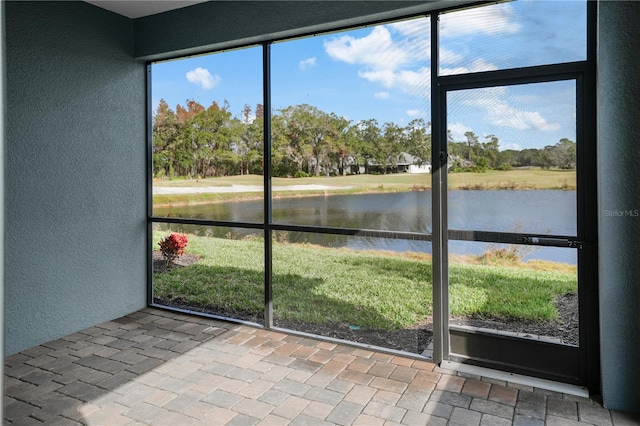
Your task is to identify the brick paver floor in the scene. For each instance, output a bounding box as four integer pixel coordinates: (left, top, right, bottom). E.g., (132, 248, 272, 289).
(4, 308, 640, 425)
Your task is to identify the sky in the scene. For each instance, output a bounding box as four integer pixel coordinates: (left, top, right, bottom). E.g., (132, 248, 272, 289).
(152, 0, 586, 151)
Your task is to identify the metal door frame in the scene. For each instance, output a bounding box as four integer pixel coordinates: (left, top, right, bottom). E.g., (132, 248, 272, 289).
(429, 2, 598, 387)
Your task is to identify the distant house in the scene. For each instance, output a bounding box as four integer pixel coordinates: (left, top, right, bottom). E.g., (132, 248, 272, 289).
(398, 152, 432, 173)
(447, 154, 473, 170)
(347, 152, 431, 174)
(408, 163, 432, 173)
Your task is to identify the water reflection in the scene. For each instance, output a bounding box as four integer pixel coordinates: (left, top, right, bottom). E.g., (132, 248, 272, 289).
(154, 190, 577, 264)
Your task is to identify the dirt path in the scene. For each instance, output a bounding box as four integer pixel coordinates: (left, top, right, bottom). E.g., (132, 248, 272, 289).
(153, 184, 350, 195)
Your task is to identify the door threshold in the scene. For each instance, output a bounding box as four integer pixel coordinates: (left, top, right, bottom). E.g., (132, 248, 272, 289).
(440, 360, 589, 398)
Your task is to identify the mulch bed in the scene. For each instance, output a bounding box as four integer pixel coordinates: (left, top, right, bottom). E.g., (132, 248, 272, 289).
(449, 292, 579, 346)
(153, 253, 579, 354)
(153, 252, 202, 274)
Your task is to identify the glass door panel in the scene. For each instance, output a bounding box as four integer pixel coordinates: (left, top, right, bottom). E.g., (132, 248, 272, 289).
(270, 17, 432, 232)
(272, 230, 433, 355)
(152, 223, 265, 325)
(439, 1, 587, 76)
(444, 79, 581, 379)
(448, 241, 578, 346)
(268, 16, 434, 356)
(151, 46, 264, 222)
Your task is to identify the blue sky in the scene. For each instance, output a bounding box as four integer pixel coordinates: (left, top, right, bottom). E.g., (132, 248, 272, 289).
(152, 0, 586, 151)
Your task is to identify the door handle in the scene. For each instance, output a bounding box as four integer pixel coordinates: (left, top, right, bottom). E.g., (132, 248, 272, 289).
(522, 236, 584, 249)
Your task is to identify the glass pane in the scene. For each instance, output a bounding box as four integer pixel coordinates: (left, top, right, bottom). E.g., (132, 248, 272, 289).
(151, 46, 264, 221)
(439, 1, 586, 75)
(272, 192, 432, 234)
(152, 223, 265, 325)
(447, 80, 577, 236)
(271, 17, 432, 232)
(448, 241, 578, 346)
(273, 231, 433, 355)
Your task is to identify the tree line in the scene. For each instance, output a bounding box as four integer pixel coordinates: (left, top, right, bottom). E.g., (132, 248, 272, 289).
(152, 99, 575, 179)
(448, 131, 576, 172)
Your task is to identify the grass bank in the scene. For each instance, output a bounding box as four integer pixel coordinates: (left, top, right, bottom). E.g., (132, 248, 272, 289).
(153, 169, 576, 206)
(153, 233, 577, 331)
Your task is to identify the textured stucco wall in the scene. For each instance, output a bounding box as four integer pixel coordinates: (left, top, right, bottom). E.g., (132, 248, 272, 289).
(597, 1, 640, 412)
(4, 2, 147, 355)
(1, 0, 6, 414)
(134, 0, 452, 60)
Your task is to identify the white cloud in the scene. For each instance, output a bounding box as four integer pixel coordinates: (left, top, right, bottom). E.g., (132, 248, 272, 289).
(324, 26, 410, 70)
(358, 69, 394, 87)
(374, 92, 390, 99)
(449, 85, 559, 132)
(448, 122, 473, 141)
(501, 142, 522, 151)
(497, 110, 560, 131)
(470, 58, 500, 72)
(440, 66, 470, 76)
(299, 57, 317, 71)
(324, 23, 432, 99)
(359, 67, 430, 98)
(440, 48, 464, 66)
(470, 97, 560, 131)
(323, 19, 494, 95)
(440, 3, 521, 38)
(186, 67, 220, 90)
(440, 58, 498, 76)
(406, 109, 423, 117)
(388, 19, 427, 38)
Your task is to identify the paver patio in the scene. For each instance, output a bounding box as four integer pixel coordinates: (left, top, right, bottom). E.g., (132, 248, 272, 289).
(4, 308, 639, 425)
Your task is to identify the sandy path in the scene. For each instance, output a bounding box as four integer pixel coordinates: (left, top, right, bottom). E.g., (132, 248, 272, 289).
(153, 184, 349, 195)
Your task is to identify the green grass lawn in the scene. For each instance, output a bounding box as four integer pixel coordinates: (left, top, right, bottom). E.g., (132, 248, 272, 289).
(153, 233, 577, 331)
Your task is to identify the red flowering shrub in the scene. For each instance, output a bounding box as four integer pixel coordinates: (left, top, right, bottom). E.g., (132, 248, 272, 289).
(158, 233, 188, 264)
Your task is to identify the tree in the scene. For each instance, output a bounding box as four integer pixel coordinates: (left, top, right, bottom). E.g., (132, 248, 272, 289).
(515, 148, 541, 167)
(324, 113, 352, 177)
(378, 122, 405, 174)
(554, 138, 576, 169)
(152, 99, 180, 177)
(153, 96, 578, 180)
(464, 131, 479, 161)
(272, 105, 314, 175)
(273, 104, 350, 177)
(178, 100, 239, 177)
(481, 134, 500, 169)
(176, 99, 205, 124)
(539, 145, 556, 169)
(405, 118, 431, 166)
(448, 141, 468, 161)
(271, 114, 294, 176)
(235, 104, 264, 175)
(353, 119, 381, 174)
(304, 106, 334, 177)
(498, 149, 518, 167)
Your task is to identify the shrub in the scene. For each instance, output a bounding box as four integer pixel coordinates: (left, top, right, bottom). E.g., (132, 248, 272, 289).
(468, 165, 487, 173)
(159, 233, 188, 264)
(294, 171, 310, 178)
(499, 180, 518, 190)
(478, 248, 521, 265)
(459, 182, 487, 190)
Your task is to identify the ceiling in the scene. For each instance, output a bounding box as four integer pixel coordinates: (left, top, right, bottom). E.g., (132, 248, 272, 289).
(85, 1, 207, 19)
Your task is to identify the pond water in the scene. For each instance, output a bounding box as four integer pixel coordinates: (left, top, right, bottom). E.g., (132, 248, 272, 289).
(154, 190, 577, 264)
